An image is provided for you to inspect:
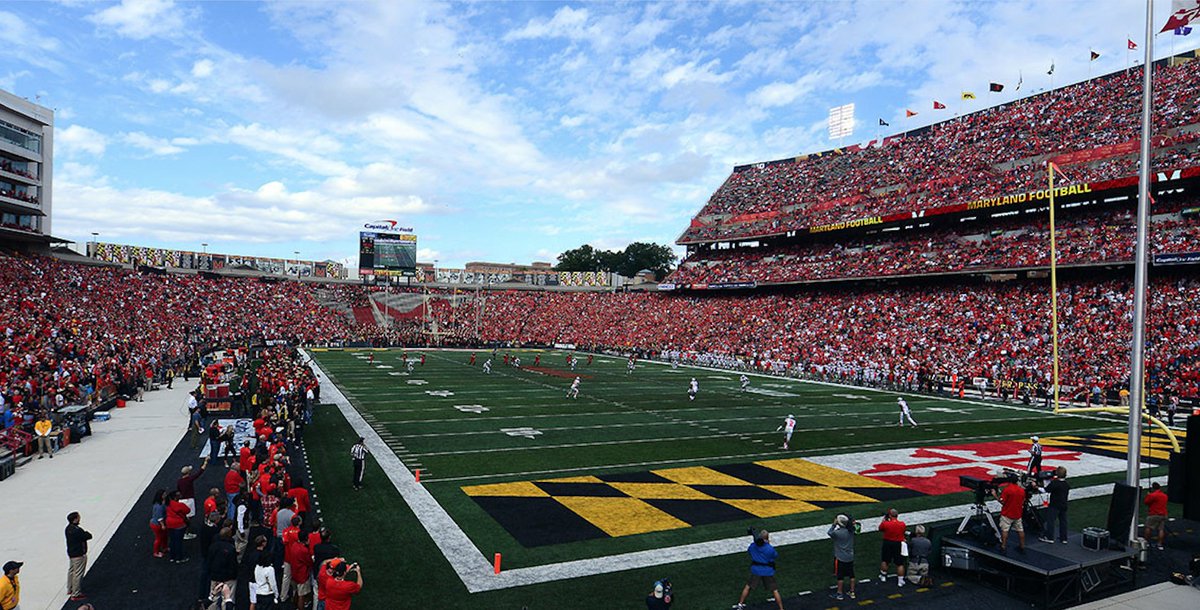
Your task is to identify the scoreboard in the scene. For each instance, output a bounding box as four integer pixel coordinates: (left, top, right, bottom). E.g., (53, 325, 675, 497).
(359, 221, 417, 278)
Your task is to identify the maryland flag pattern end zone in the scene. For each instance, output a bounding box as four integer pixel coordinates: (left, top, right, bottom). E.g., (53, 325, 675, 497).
(462, 458, 920, 548)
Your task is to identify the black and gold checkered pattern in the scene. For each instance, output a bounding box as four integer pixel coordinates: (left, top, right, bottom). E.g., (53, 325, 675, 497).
(463, 458, 920, 547)
(1040, 428, 1186, 464)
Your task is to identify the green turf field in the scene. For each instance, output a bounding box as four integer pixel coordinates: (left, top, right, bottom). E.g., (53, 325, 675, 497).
(301, 347, 1175, 608)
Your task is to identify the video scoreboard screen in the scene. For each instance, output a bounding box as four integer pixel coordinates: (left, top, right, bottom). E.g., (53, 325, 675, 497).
(359, 227, 417, 277)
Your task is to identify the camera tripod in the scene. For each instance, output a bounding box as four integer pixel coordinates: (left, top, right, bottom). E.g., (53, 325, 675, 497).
(957, 503, 1001, 543)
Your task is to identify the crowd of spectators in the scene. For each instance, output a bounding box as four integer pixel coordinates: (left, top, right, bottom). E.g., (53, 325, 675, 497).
(0, 159, 37, 180)
(681, 59, 1200, 243)
(671, 205, 1200, 285)
(463, 277, 1200, 400)
(0, 253, 357, 438)
(170, 347, 360, 609)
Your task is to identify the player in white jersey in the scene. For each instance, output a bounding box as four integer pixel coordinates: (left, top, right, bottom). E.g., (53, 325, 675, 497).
(776, 414, 797, 449)
(897, 397, 918, 426)
(513, 357, 521, 368)
(688, 378, 698, 401)
(740, 374, 750, 392)
(627, 356, 636, 375)
(671, 357, 679, 370)
(482, 359, 492, 374)
(567, 377, 580, 399)
(570, 355, 577, 371)
(406, 360, 415, 373)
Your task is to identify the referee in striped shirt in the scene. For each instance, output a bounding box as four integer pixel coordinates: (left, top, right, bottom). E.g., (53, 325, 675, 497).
(351, 437, 369, 490)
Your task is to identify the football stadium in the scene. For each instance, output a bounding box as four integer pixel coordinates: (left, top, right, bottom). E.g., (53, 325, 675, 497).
(4, 2, 1200, 610)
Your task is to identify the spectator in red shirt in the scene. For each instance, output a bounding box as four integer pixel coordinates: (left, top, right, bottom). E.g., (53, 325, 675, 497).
(285, 533, 314, 610)
(239, 441, 255, 475)
(877, 508, 907, 586)
(319, 558, 363, 610)
(287, 479, 311, 524)
(1143, 482, 1169, 550)
(994, 479, 1027, 553)
(203, 487, 221, 519)
(164, 490, 191, 563)
(224, 466, 243, 521)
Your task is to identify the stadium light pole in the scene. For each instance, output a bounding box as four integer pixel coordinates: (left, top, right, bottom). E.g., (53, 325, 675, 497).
(1126, 0, 1154, 493)
(89, 232, 98, 257)
(202, 243, 208, 254)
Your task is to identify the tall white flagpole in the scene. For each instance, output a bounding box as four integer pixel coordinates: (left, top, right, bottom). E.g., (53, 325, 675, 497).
(1126, 0, 1155, 500)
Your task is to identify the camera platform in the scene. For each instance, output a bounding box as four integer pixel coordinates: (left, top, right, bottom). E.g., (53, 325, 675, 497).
(940, 532, 1137, 609)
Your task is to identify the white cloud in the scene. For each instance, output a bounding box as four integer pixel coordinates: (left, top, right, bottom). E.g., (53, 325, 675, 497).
(123, 131, 186, 155)
(505, 6, 590, 41)
(559, 114, 586, 128)
(88, 0, 185, 40)
(57, 125, 108, 157)
(749, 71, 827, 108)
(191, 58, 214, 78)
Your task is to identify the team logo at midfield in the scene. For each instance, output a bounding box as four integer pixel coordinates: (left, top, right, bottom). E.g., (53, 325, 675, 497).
(806, 438, 1133, 495)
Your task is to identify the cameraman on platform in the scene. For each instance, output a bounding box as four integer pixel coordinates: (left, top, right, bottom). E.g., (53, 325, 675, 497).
(732, 529, 784, 610)
(994, 477, 1027, 553)
(1039, 466, 1070, 544)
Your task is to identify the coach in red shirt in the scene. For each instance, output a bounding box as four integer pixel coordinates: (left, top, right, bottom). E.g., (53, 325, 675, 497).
(995, 479, 1026, 553)
(878, 509, 907, 586)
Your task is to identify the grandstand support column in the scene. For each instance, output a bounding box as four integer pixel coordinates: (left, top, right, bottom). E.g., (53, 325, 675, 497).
(1126, 0, 1155, 494)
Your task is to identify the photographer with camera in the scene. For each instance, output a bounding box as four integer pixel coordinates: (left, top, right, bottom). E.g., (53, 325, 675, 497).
(878, 508, 907, 586)
(994, 477, 1027, 554)
(828, 515, 856, 601)
(906, 525, 932, 585)
(732, 529, 784, 610)
(1039, 466, 1070, 544)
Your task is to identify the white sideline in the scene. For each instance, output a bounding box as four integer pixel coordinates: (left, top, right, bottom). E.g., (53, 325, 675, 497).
(306, 349, 1157, 594)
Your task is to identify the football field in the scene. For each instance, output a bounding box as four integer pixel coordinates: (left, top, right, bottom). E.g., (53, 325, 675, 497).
(301, 347, 1177, 608)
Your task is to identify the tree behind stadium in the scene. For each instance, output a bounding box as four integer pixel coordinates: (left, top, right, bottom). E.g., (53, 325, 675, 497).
(554, 242, 677, 280)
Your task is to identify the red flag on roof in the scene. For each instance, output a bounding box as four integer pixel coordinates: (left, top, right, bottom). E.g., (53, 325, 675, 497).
(1161, 0, 1200, 33)
(1127, 39, 1138, 50)
(905, 109, 918, 118)
(933, 101, 946, 109)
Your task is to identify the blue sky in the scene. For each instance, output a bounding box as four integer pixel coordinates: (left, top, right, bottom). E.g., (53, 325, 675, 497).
(3, 0, 1197, 269)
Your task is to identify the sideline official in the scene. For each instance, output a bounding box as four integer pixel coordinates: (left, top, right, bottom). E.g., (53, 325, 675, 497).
(350, 437, 368, 490)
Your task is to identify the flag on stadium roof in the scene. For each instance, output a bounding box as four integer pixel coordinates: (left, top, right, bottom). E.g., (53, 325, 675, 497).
(1047, 61, 1055, 75)
(1177, 26, 1193, 35)
(961, 91, 976, 100)
(1016, 72, 1023, 90)
(905, 109, 918, 118)
(989, 82, 1004, 92)
(878, 118, 889, 126)
(933, 101, 946, 109)
(1127, 39, 1138, 50)
(1090, 50, 1100, 61)
(1160, 0, 1200, 33)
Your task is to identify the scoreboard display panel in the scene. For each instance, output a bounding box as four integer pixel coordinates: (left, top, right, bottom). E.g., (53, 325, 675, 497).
(359, 231, 417, 276)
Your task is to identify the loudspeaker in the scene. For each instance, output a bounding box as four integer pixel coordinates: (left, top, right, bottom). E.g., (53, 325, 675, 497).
(1168, 451, 1187, 503)
(1106, 483, 1139, 547)
(1185, 415, 1200, 521)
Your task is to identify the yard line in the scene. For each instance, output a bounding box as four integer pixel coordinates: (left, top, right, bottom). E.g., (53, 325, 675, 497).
(411, 431, 738, 457)
(427, 423, 1123, 484)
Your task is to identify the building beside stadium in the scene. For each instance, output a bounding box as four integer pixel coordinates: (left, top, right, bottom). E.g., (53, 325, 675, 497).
(0, 88, 55, 249)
